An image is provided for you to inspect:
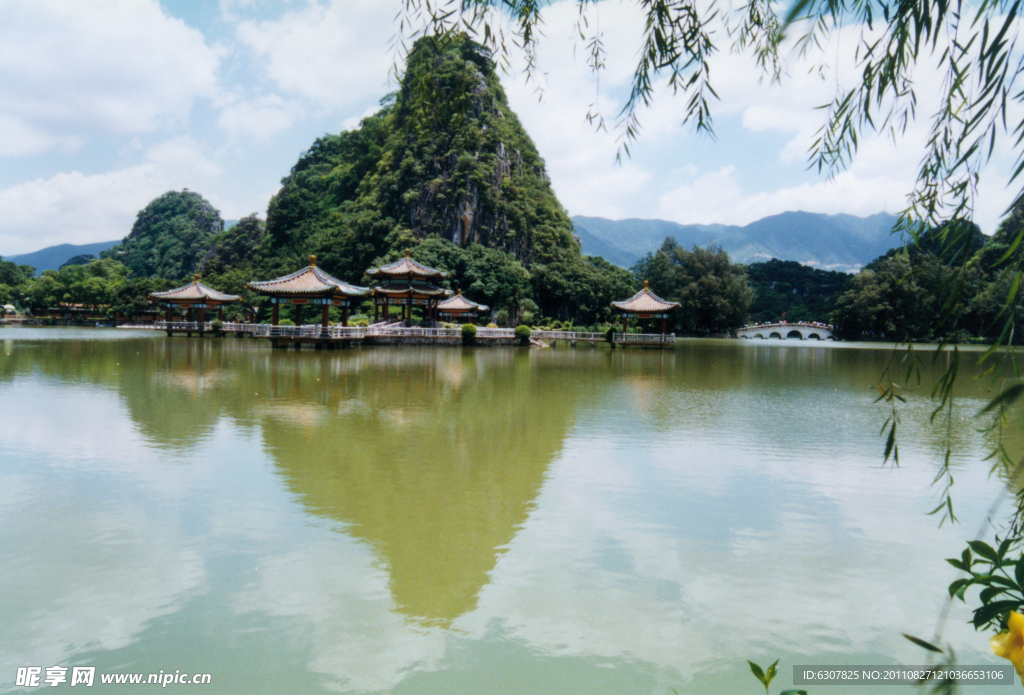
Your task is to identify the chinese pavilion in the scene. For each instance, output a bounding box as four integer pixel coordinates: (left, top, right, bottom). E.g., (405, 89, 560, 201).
(247, 256, 369, 332)
(610, 281, 680, 335)
(150, 275, 241, 325)
(366, 250, 450, 323)
(435, 290, 489, 324)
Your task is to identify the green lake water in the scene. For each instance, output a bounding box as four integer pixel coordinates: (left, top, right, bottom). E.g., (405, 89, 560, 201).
(0, 327, 1015, 693)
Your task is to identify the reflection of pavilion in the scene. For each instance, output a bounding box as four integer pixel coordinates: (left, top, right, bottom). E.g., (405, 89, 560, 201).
(150, 276, 240, 336)
(367, 250, 450, 323)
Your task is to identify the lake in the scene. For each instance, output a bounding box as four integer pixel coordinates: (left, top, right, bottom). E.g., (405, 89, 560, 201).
(0, 328, 1014, 694)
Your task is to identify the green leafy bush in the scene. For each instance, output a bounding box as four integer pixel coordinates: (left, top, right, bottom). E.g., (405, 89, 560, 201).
(514, 324, 531, 345)
(461, 323, 476, 345)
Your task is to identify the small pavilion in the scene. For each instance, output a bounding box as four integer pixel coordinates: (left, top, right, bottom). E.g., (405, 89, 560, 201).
(247, 256, 369, 333)
(611, 281, 680, 335)
(366, 250, 450, 323)
(150, 275, 241, 325)
(435, 290, 489, 325)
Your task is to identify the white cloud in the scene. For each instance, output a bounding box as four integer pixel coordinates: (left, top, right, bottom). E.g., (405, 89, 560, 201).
(0, 0, 1017, 254)
(218, 92, 298, 140)
(0, 138, 224, 254)
(502, 1, 1017, 233)
(653, 165, 913, 226)
(0, 0, 221, 155)
(500, 2, 653, 219)
(234, 0, 396, 109)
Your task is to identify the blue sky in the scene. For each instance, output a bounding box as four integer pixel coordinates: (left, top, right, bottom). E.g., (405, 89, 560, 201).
(0, 0, 1016, 256)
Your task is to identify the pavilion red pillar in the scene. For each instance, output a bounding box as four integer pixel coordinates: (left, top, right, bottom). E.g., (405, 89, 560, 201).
(272, 302, 279, 325)
(166, 305, 172, 322)
(342, 305, 349, 327)
(622, 315, 627, 335)
(661, 317, 667, 335)
(218, 306, 224, 321)
(383, 297, 389, 322)
(295, 305, 304, 326)
(321, 303, 329, 328)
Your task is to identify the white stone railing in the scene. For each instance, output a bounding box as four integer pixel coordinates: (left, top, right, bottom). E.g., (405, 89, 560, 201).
(739, 322, 833, 331)
(532, 330, 605, 341)
(474, 327, 515, 339)
(614, 332, 676, 344)
(365, 321, 404, 336)
(155, 321, 210, 331)
(370, 325, 462, 338)
(150, 320, 676, 344)
(251, 324, 368, 339)
(221, 322, 260, 332)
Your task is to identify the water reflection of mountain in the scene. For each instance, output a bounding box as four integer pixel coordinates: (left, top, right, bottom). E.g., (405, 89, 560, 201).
(3, 336, 582, 624)
(259, 348, 581, 626)
(7, 331, 1021, 630)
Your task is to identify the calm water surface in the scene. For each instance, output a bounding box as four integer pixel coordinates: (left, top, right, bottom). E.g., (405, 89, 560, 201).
(0, 328, 1014, 693)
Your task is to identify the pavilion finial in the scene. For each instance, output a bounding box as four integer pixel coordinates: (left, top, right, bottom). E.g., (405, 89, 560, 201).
(457, 289, 462, 296)
(309, 255, 316, 267)
(194, 273, 200, 283)
(404, 248, 411, 258)
(643, 280, 649, 290)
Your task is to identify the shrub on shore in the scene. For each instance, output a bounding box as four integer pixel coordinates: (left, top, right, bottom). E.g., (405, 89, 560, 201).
(514, 324, 531, 345)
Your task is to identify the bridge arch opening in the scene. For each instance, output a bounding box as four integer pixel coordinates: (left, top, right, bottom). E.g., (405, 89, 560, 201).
(769, 332, 783, 339)
(787, 330, 804, 340)
(807, 332, 822, 340)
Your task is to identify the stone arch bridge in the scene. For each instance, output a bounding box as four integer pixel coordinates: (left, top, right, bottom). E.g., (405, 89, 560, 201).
(736, 322, 835, 340)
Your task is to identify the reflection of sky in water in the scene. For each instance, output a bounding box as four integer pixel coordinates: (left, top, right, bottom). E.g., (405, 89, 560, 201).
(0, 333, 1014, 694)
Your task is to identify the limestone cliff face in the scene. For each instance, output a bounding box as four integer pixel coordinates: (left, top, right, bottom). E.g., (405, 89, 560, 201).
(259, 36, 632, 322)
(371, 35, 577, 266)
(263, 35, 578, 279)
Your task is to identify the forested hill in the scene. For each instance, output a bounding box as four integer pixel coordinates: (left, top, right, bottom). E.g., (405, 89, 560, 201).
(256, 34, 629, 320)
(572, 211, 902, 272)
(101, 190, 225, 279)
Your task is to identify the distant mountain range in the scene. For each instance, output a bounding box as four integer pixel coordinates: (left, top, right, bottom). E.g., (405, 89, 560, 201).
(4, 220, 241, 276)
(572, 211, 904, 273)
(6, 241, 121, 275)
(5, 212, 902, 276)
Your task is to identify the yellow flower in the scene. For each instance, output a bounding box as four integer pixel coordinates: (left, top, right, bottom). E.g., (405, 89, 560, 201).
(991, 611, 1024, 680)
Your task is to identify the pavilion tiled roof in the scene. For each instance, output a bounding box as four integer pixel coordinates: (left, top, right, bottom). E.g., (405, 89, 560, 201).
(247, 257, 369, 297)
(610, 281, 679, 313)
(366, 249, 448, 280)
(373, 285, 450, 298)
(150, 277, 241, 303)
(437, 291, 488, 312)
